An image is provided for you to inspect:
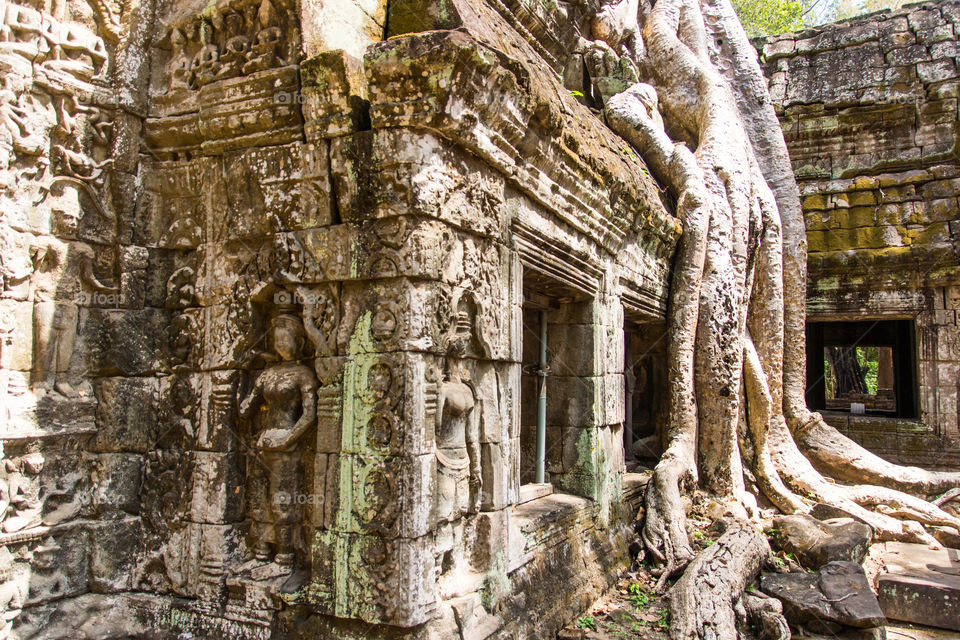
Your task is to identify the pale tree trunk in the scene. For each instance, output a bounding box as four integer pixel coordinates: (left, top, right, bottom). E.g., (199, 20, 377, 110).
(590, 0, 960, 636)
(669, 520, 788, 640)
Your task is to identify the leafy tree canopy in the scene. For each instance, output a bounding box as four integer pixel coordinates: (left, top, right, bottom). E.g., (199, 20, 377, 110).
(831, 0, 906, 21)
(733, 0, 906, 36)
(732, 0, 811, 36)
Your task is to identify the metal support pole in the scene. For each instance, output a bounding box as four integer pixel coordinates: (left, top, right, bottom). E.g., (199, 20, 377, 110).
(536, 309, 547, 484)
(624, 332, 634, 460)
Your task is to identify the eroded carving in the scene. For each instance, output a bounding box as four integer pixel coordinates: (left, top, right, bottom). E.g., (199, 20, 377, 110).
(238, 313, 316, 576)
(0, 453, 43, 533)
(435, 339, 481, 523)
(300, 284, 338, 359)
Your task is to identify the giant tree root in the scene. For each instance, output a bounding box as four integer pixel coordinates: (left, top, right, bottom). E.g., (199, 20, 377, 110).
(587, 0, 960, 637)
(668, 520, 788, 640)
(793, 415, 960, 495)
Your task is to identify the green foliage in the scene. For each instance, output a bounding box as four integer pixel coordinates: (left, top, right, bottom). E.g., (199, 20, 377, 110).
(733, 0, 911, 39)
(829, 0, 905, 21)
(732, 0, 810, 36)
(856, 346, 879, 395)
(631, 591, 651, 608)
(656, 608, 670, 631)
(576, 616, 597, 630)
(824, 353, 836, 397)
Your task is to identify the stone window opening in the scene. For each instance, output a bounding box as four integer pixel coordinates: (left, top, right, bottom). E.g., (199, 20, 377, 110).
(623, 318, 667, 471)
(806, 319, 918, 420)
(519, 271, 593, 503)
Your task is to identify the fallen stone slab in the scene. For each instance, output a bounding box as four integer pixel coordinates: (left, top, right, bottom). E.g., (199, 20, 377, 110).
(771, 513, 873, 568)
(793, 628, 886, 639)
(762, 561, 886, 631)
(886, 622, 960, 639)
(810, 503, 863, 523)
(875, 541, 960, 632)
(931, 525, 960, 549)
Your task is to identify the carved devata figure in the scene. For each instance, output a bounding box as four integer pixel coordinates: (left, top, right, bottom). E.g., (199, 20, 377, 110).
(434, 309, 482, 524)
(31, 241, 117, 397)
(238, 312, 316, 576)
(0, 452, 43, 533)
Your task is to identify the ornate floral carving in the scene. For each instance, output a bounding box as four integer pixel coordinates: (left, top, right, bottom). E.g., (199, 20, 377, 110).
(300, 284, 339, 359)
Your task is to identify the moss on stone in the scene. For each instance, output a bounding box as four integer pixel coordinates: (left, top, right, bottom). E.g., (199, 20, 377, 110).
(847, 191, 878, 207)
(909, 221, 950, 245)
(803, 194, 829, 211)
(841, 206, 877, 228)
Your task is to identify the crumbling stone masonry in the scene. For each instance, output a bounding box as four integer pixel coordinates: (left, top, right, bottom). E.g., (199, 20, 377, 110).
(759, 0, 960, 469)
(3, 0, 957, 636)
(0, 0, 679, 638)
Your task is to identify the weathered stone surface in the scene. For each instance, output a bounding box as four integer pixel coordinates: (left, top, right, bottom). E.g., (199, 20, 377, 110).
(875, 541, 960, 632)
(770, 513, 873, 568)
(761, 561, 886, 630)
(0, 0, 956, 636)
(759, 0, 960, 460)
(88, 518, 142, 593)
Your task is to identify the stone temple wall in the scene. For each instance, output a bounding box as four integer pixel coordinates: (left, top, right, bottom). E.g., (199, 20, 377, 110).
(0, 0, 158, 633)
(759, 0, 960, 468)
(0, 0, 679, 637)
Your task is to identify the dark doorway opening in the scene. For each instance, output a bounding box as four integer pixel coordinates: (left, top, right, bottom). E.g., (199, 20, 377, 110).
(806, 319, 918, 419)
(624, 319, 667, 470)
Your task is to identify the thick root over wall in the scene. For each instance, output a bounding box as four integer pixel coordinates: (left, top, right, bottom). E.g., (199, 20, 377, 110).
(588, 0, 960, 637)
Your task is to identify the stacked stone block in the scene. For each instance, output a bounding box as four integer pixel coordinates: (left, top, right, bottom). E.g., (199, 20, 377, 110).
(760, 0, 960, 461)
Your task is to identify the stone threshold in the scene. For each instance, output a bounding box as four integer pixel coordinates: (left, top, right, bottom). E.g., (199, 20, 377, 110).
(508, 474, 648, 574)
(875, 541, 960, 633)
(517, 482, 554, 505)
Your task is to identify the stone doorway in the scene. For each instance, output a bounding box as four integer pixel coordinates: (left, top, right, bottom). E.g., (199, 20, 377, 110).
(806, 319, 918, 420)
(519, 271, 594, 500)
(624, 319, 667, 470)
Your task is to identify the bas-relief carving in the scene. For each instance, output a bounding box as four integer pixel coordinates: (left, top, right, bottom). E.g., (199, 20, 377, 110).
(0, 0, 118, 232)
(0, 1, 107, 81)
(238, 312, 316, 579)
(0, 305, 15, 432)
(147, 0, 302, 155)
(0, 0, 136, 627)
(432, 294, 493, 602)
(179, 0, 287, 90)
(31, 241, 116, 399)
(28, 246, 106, 402)
(435, 336, 481, 525)
(0, 234, 116, 440)
(0, 449, 85, 531)
(0, 0, 124, 515)
(0, 545, 28, 637)
(0, 445, 90, 627)
(300, 283, 339, 363)
(134, 449, 193, 593)
(0, 453, 44, 534)
(0, 0, 669, 633)
(24, 536, 65, 604)
(139, 159, 205, 248)
(946, 285, 960, 311)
